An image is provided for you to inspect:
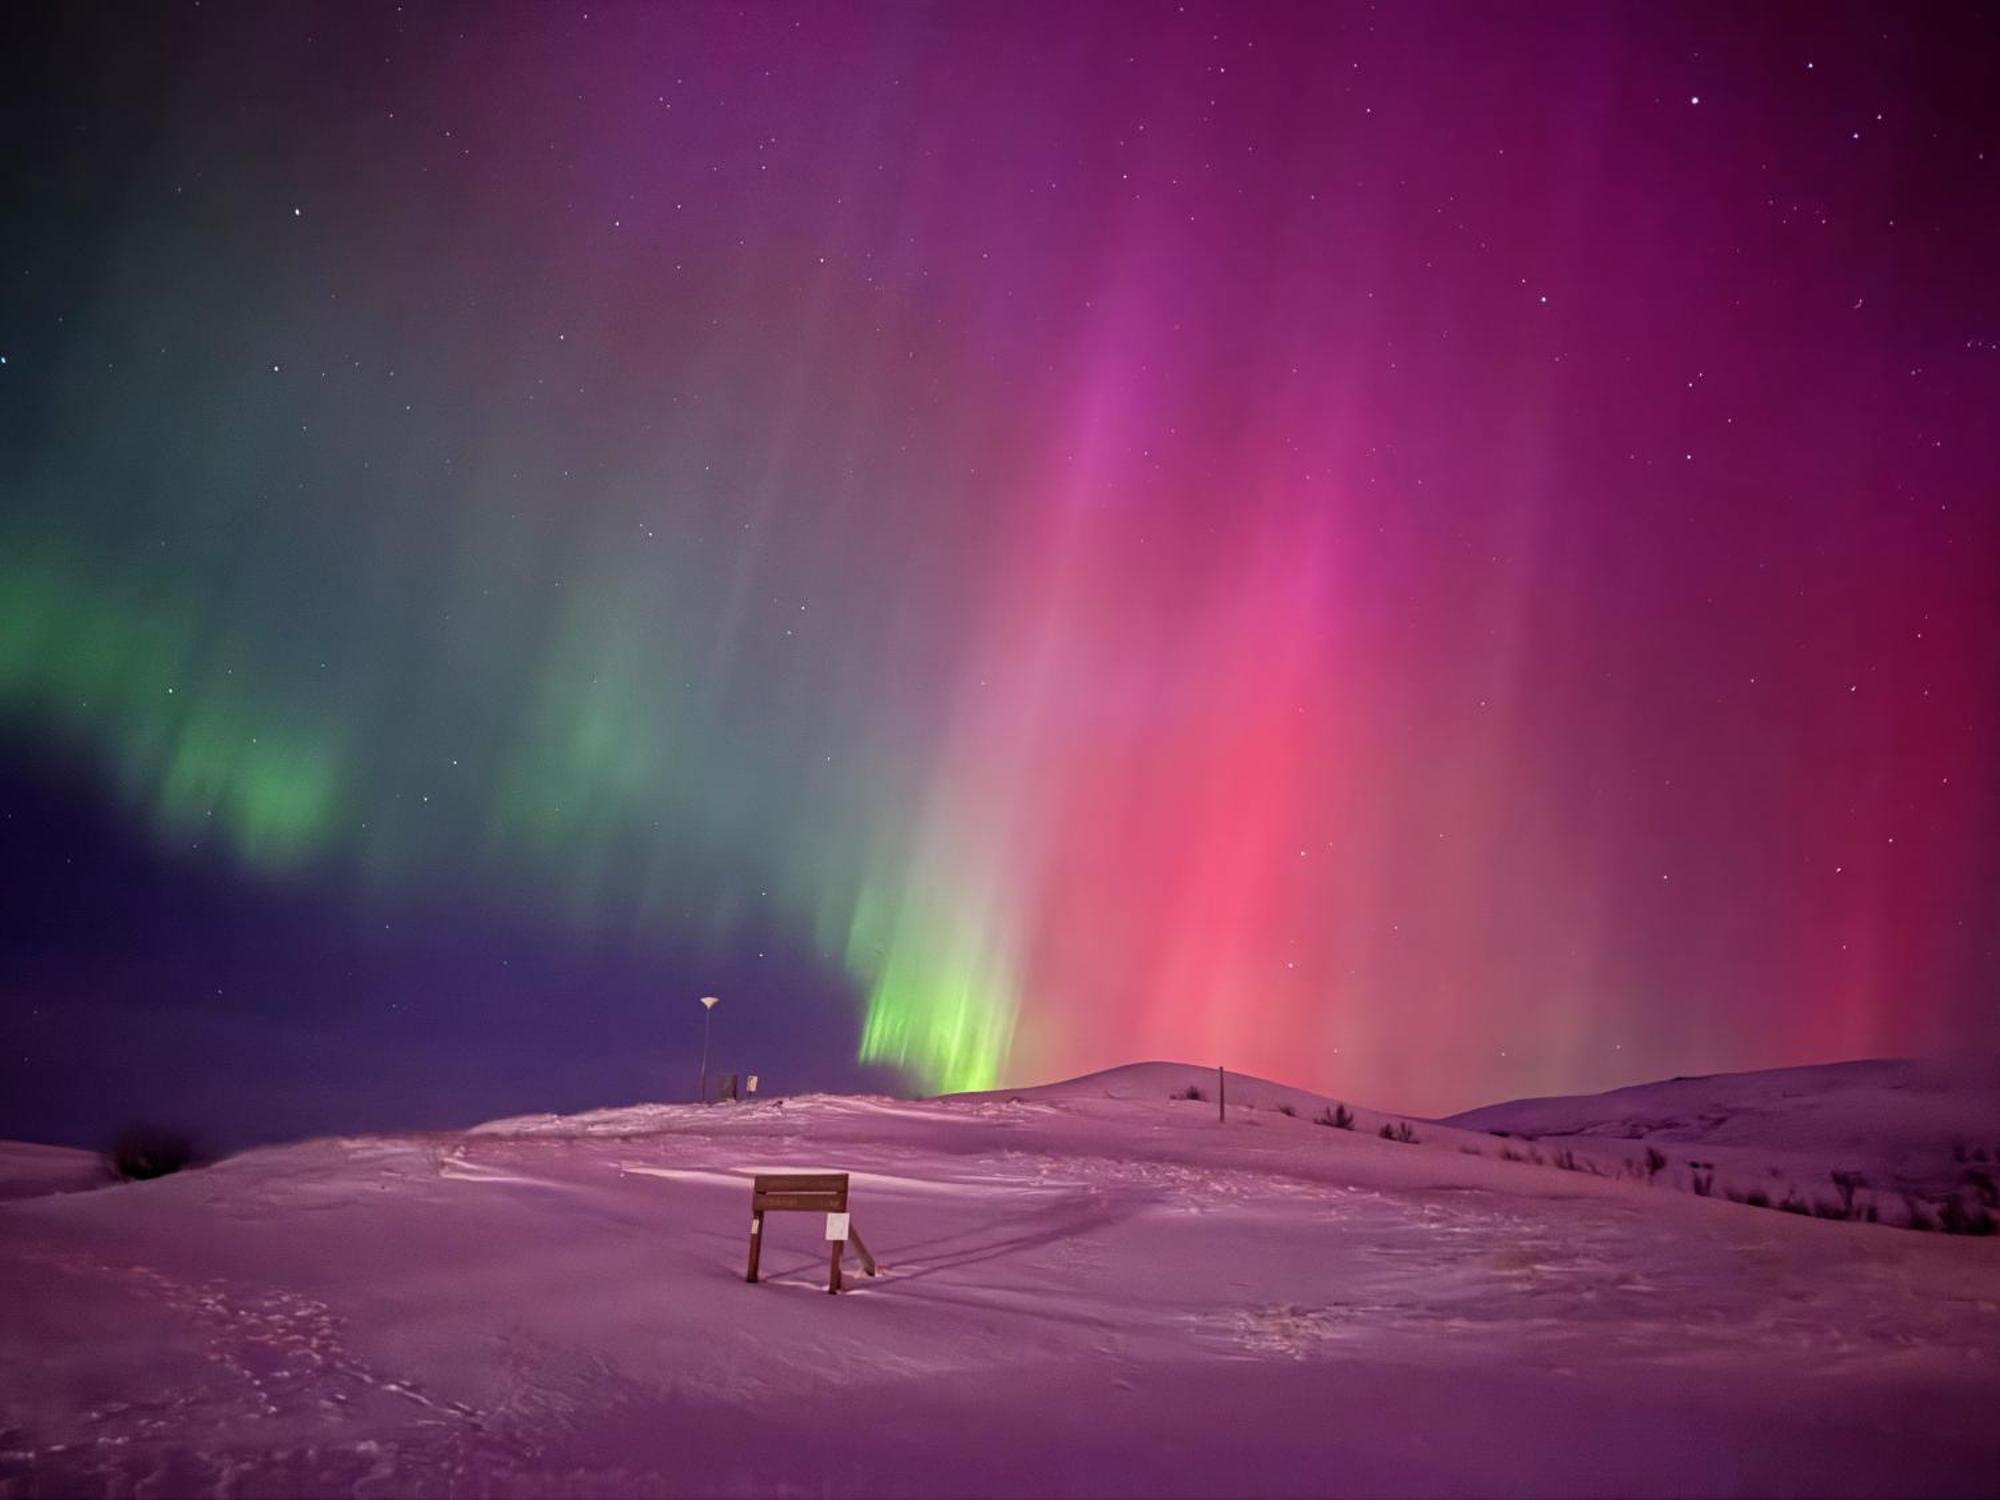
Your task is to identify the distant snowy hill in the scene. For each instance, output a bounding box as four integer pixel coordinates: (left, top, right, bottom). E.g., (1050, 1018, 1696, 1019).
(0, 1141, 107, 1202)
(4, 1064, 1998, 1495)
(1446, 1056, 2000, 1211)
(952, 1059, 1390, 1118)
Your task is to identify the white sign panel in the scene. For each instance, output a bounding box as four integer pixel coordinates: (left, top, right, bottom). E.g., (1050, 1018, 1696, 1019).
(824, 1211, 850, 1241)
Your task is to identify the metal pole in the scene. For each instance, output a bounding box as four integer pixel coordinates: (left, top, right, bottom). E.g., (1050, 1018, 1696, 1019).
(1218, 1064, 1225, 1124)
(698, 996, 719, 1104)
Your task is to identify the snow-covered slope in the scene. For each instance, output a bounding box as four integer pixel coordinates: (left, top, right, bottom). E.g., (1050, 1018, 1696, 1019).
(0, 1140, 107, 1202)
(950, 1059, 1429, 1125)
(1446, 1057, 2000, 1219)
(2, 1064, 1997, 1496)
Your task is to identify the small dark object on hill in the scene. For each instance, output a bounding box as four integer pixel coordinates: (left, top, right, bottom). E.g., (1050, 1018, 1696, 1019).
(108, 1125, 199, 1181)
(1553, 1148, 1581, 1172)
(1960, 1168, 1997, 1209)
(1690, 1161, 1716, 1197)
(1275, 1102, 1298, 1117)
(1831, 1170, 1866, 1216)
(1939, 1195, 1997, 1236)
(1315, 1103, 1355, 1130)
(1643, 1146, 1668, 1181)
(1735, 1187, 1771, 1209)
(1174, 1084, 1207, 1102)
(1379, 1121, 1418, 1145)
(1903, 1196, 1936, 1232)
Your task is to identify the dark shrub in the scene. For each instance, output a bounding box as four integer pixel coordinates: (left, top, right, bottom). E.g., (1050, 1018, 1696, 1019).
(1275, 1102, 1298, 1117)
(1553, 1148, 1580, 1172)
(1315, 1103, 1355, 1130)
(1643, 1146, 1668, 1181)
(1174, 1084, 1206, 1102)
(1831, 1170, 1866, 1215)
(1940, 1195, 1997, 1236)
(1903, 1196, 1936, 1232)
(107, 1125, 199, 1181)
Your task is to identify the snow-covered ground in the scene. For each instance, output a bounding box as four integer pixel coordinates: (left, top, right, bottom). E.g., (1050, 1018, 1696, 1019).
(0, 1142, 105, 1203)
(1448, 1057, 2000, 1226)
(3, 1061, 1998, 1496)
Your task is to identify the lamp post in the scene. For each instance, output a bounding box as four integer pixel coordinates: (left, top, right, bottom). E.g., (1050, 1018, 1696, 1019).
(698, 995, 720, 1104)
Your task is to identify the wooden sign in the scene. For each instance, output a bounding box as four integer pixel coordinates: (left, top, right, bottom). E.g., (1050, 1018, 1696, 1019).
(746, 1173, 878, 1294)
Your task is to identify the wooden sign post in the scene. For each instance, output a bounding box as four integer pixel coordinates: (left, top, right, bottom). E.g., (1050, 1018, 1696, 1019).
(746, 1172, 878, 1294)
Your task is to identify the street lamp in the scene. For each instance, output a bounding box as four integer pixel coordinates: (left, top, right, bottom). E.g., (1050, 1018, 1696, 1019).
(697, 995, 720, 1104)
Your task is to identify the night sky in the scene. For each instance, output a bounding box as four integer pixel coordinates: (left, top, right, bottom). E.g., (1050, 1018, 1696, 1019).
(2, 1, 1996, 1151)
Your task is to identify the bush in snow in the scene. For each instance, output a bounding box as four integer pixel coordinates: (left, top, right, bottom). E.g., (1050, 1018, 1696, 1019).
(1378, 1121, 1418, 1145)
(107, 1125, 200, 1181)
(1174, 1084, 1207, 1102)
(1315, 1103, 1355, 1130)
(1961, 1168, 1997, 1209)
(1939, 1194, 1996, 1236)
(1831, 1171, 1866, 1216)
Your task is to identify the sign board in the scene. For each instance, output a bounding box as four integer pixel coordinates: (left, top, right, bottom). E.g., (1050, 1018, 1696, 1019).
(745, 1173, 877, 1294)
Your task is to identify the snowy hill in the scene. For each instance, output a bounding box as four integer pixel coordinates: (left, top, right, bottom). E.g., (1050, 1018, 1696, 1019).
(3, 1065, 1998, 1495)
(951, 1059, 1416, 1122)
(1446, 1057, 2000, 1220)
(0, 1140, 107, 1202)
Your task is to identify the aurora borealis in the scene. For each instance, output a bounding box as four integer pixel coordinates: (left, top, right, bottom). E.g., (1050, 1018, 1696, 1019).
(2, 2, 1997, 1144)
